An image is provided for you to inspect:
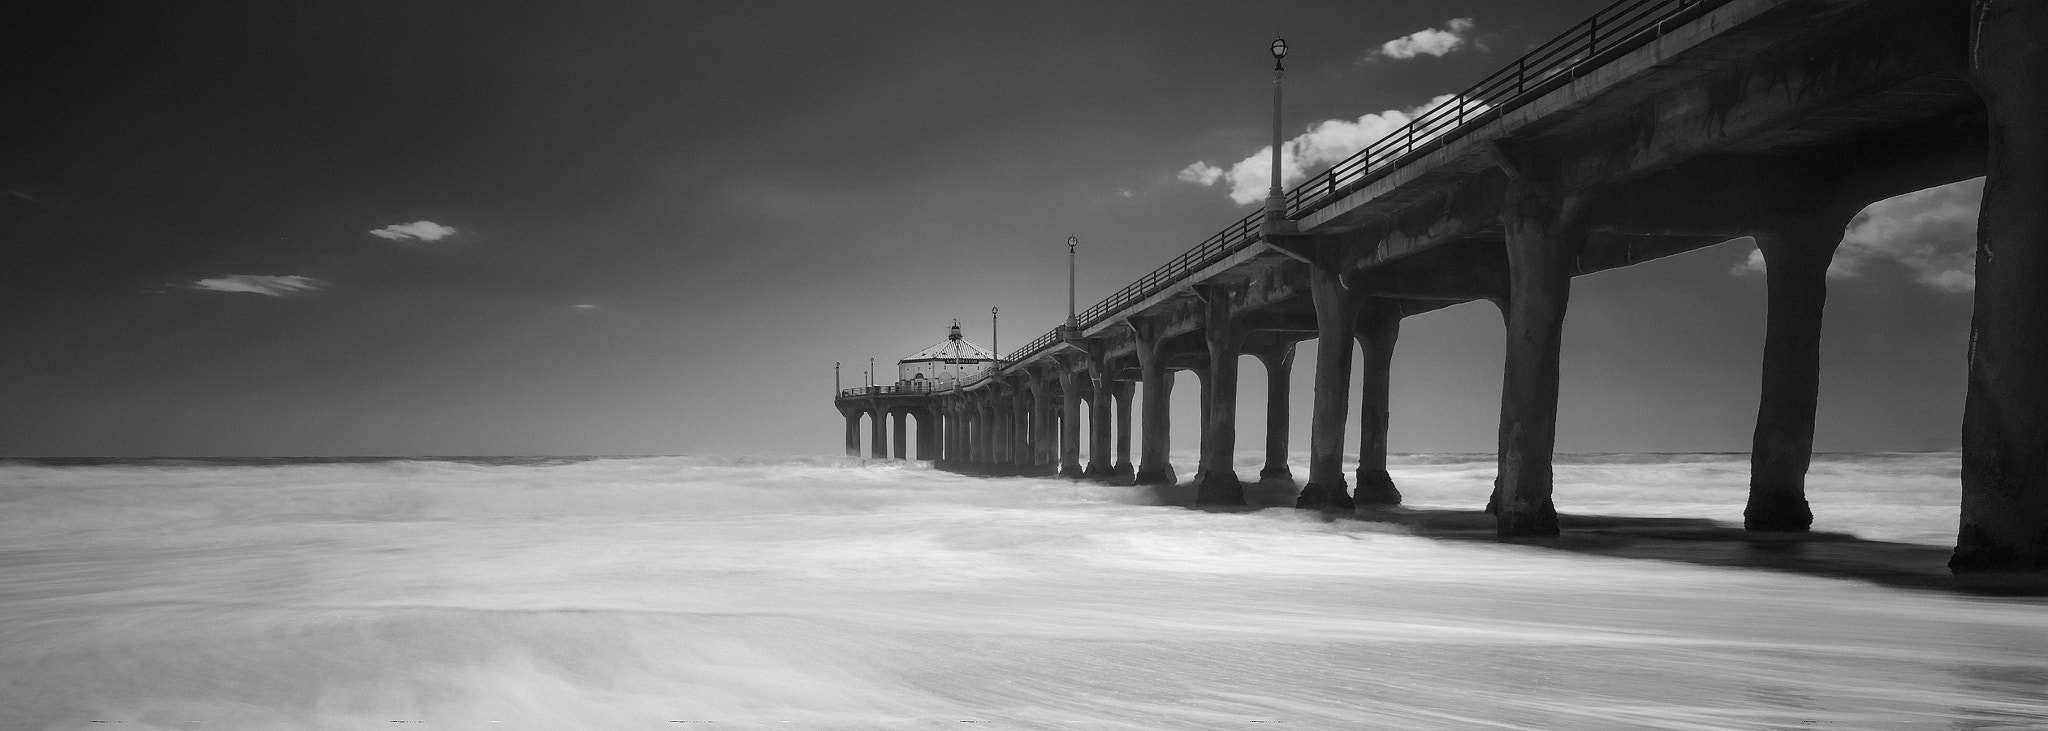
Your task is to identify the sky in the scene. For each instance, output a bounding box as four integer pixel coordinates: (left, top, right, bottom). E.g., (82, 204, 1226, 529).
(1, 1, 1984, 457)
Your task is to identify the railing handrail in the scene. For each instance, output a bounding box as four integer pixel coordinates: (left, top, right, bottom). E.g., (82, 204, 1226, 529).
(989, 0, 1726, 373)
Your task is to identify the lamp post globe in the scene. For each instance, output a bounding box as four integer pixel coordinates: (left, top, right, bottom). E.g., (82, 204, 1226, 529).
(1271, 37, 1287, 63)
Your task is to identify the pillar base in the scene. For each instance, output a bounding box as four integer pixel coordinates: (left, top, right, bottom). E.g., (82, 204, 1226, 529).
(1743, 489, 1813, 532)
(1353, 469, 1403, 506)
(1134, 467, 1176, 485)
(1194, 470, 1246, 506)
(1295, 481, 1355, 511)
(1112, 462, 1135, 478)
(1496, 498, 1560, 537)
(1059, 464, 1085, 479)
(1950, 524, 2048, 578)
(1258, 466, 1294, 482)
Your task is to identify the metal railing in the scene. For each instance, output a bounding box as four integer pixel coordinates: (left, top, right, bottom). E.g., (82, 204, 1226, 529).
(990, 0, 1725, 371)
(1284, 0, 1719, 214)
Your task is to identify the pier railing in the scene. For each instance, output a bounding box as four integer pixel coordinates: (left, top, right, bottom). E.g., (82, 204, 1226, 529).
(983, 0, 1725, 371)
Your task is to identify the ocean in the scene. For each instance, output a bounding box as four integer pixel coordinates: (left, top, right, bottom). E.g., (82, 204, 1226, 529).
(3, 452, 2044, 730)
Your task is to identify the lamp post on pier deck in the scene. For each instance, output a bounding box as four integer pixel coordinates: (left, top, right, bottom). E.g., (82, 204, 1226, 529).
(1266, 36, 1288, 221)
(1067, 236, 1078, 329)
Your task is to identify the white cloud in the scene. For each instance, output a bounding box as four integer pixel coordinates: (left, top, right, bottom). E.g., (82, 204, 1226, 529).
(1371, 18, 1477, 61)
(370, 220, 458, 242)
(1179, 94, 1485, 205)
(187, 274, 325, 296)
(1731, 178, 1982, 293)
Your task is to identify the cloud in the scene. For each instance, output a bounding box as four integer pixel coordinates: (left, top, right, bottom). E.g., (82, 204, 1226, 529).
(1731, 177, 1982, 293)
(370, 220, 458, 242)
(1369, 18, 1477, 61)
(573, 303, 598, 309)
(1179, 93, 1484, 205)
(185, 274, 325, 296)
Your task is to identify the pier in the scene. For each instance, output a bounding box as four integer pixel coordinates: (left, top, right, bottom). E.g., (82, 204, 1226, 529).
(835, 0, 2048, 583)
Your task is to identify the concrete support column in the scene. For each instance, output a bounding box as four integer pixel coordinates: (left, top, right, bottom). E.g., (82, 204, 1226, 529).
(993, 396, 1010, 468)
(1015, 391, 1032, 468)
(843, 411, 861, 457)
(1113, 381, 1135, 477)
(1059, 363, 1085, 478)
(1955, 0, 2048, 580)
(1033, 379, 1055, 473)
(1254, 342, 1296, 482)
(1301, 263, 1358, 510)
(1745, 216, 1846, 531)
(871, 407, 890, 460)
(1493, 178, 1587, 537)
(949, 406, 963, 462)
(985, 402, 1000, 466)
(1133, 325, 1177, 485)
(1087, 359, 1114, 477)
(1195, 290, 1248, 506)
(1354, 299, 1404, 506)
(916, 409, 933, 460)
(891, 411, 908, 460)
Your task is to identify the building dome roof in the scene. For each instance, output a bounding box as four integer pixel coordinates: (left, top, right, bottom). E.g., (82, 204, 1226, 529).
(901, 320, 997, 362)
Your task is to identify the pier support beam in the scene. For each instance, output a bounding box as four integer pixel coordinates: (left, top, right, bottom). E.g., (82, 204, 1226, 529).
(871, 407, 890, 460)
(1006, 389, 1024, 471)
(996, 394, 1013, 469)
(1745, 215, 1847, 531)
(918, 409, 935, 460)
(1113, 380, 1135, 478)
(1133, 322, 1177, 485)
(1087, 354, 1114, 477)
(1301, 263, 1358, 510)
(844, 410, 861, 457)
(1252, 339, 1297, 482)
(1194, 287, 1248, 507)
(1955, 0, 2048, 581)
(1058, 357, 1085, 478)
(892, 411, 907, 460)
(1354, 299, 1404, 506)
(1032, 375, 1056, 474)
(1494, 178, 1588, 537)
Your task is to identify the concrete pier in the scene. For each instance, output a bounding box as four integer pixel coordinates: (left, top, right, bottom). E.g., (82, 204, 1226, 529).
(1086, 352, 1114, 477)
(1133, 323, 1176, 486)
(1353, 299, 1403, 506)
(1955, 0, 2048, 580)
(836, 0, 2044, 584)
(1493, 178, 1584, 537)
(1300, 261, 1356, 510)
(1193, 286, 1248, 506)
(1745, 214, 1849, 531)
(1058, 356, 1085, 478)
(1252, 339, 1296, 482)
(1112, 381, 1135, 477)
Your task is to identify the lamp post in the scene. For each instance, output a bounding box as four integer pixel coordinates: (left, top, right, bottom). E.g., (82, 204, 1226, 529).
(991, 306, 1000, 370)
(1067, 236, 1078, 329)
(835, 361, 841, 394)
(869, 357, 875, 388)
(1266, 36, 1289, 220)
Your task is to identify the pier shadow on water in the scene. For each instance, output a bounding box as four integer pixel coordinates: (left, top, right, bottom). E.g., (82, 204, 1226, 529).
(1126, 476, 2043, 596)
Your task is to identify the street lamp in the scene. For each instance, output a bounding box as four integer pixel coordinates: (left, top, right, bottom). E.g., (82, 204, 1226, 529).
(991, 306, 1000, 370)
(1267, 36, 1288, 219)
(1067, 236, 1078, 328)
